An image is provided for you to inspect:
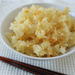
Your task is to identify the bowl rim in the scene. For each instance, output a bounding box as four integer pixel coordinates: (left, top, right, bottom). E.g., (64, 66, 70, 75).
(0, 3, 75, 60)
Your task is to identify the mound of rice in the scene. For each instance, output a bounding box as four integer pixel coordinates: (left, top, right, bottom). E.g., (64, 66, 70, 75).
(6, 5, 75, 57)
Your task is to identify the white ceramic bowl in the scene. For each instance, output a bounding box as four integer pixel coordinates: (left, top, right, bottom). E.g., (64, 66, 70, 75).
(0, 3, 75, 60)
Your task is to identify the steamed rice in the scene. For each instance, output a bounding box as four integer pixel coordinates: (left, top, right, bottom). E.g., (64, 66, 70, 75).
(6, 5, 75, 57)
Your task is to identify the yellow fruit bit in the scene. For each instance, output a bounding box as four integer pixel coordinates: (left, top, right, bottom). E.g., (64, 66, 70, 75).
(35, 36, 37, 40)
(60, 38, 63, 41)
(12, 34, 14, 36)
(21, 22, 23, 23)
(71, 23, 73, 25)
(38, 29, 41, 33)
(42, 54, 45, 56)
(35, 36, 36, 38)
(23, 41, 25, 43)
(39, 11, 41, 13)
(60, 45, 61, 47)
(30, 46, 33, 49)
(50, 50, 53, 55)
(33, 28, 35, 29)
(41, 17, 44, 19)
(51, 23, 52, 25)
(49, 37, 52, 40)
(24, 33, 25, 35)
(37, 13, 39, 15)
(49, 37, 55, 42)
(24, 7, 26, 10)
(25, 10, 28, 13)
(34, 13, 36, 15)
(44, 40, 47, 42)
(25, 17, 27, 19)
(38, 37, 41, 39)
(55, 41, 58, 44)
(25, 29, 27, 31)
(49, 11, 51, 12)
(14, 46, 16, 47)
(21, 20, 24, 23)
(56, 10, 58, 13)
(21, 37, 23, 40)
(13, 22, 15, 24)
(58, 33, 61, 35)
(29, 22, 31, 24)
(16, 49, 18, 51)
(47, 55, 50, 57)
(63, 29, 65, 32)
(67, 21, 69, 23)
(13, 19, 15, 21)
(18, 42, 20, 45)
(72, 26, 74, 28)
(19, 25, 21, 28)
(37, 11, 39, 15)
(52, 39, 55, 42)
(48, 13, 49, 15)
(39, 19, 42, 22)
(29, 8, 30, 10)
(20, 46, 22, 47)
(50, 28, 52, 32)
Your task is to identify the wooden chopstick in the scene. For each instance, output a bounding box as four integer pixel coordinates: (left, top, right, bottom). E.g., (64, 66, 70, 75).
(0, 56, 67, 75)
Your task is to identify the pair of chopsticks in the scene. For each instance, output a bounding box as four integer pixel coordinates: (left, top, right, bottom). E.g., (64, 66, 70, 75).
(0, 56, 67, 75)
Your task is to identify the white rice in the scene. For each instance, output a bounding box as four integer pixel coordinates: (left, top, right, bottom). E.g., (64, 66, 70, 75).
(6, 5, 75, 57)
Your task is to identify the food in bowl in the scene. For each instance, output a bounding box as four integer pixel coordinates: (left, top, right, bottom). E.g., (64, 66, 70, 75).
(6, 5, 75, 57)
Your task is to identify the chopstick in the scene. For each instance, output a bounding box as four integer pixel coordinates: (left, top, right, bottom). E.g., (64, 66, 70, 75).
(0, 56, 67, 75)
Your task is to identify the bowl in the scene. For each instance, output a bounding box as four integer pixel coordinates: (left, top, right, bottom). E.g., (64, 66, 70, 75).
(0, 3, 75, 60)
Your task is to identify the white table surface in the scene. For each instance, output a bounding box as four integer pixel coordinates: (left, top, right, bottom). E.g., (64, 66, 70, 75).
(0, 0, 75, 75)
